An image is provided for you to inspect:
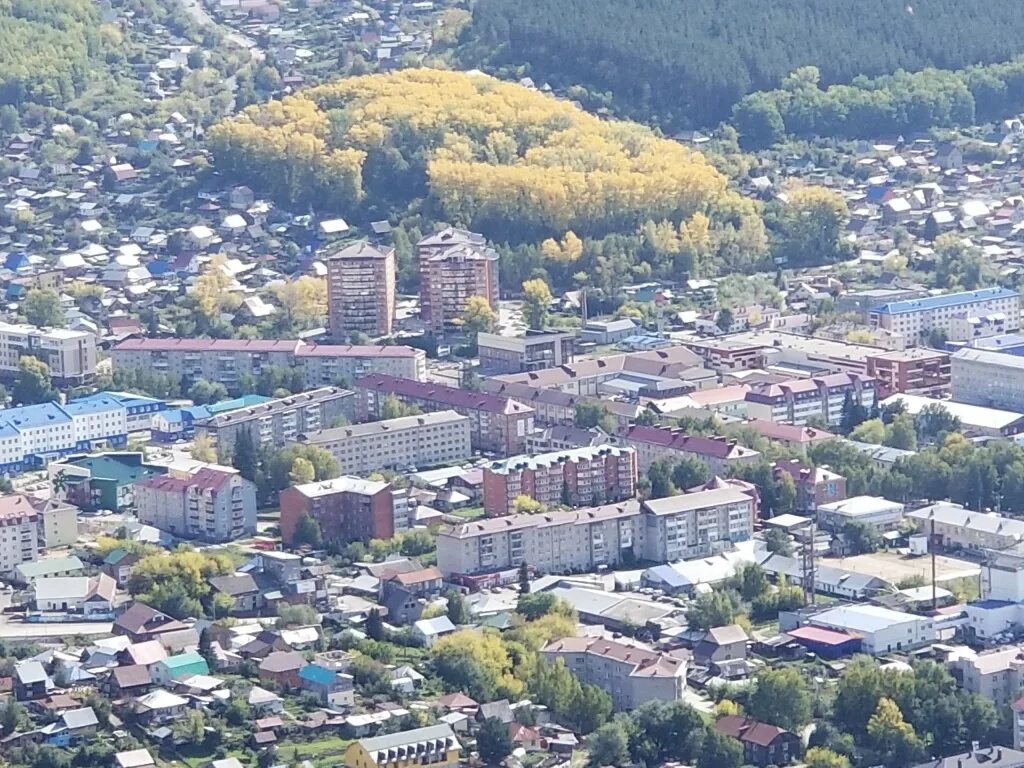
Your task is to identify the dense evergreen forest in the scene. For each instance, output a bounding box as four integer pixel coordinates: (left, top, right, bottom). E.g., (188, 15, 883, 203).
(460, 0, 1024, 128)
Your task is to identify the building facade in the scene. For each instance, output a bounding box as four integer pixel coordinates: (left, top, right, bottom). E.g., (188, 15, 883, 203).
(296, 410, 472, 476)
(344, 724, 460, 768)
(622, 425, 760, 475)
(481, 445, 638, 517)
(0, 322, 97, 386)
(641, 486, 756, 561)
(0, 497, 40, 576)
(111, 339, 426, 390)
(866, 348, 951, 397)
(952, 347, 1024, 412)
(280, 477, 395, 547)
(477, 331, 576, 374)
(355, 374, 534, 454)
(196, 387, 354, 454)
(418, 229, 498, 333)
(541, 636, 686, 709)
(870, 287, 1020, 342)
(327, 241, 396, 338)
(744, 373, 878, 426)
(134, 468, 256, 543)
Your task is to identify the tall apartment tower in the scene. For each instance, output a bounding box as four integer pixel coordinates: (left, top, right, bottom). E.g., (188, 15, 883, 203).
(327, 241, 396, 338)
(417, 228, 499, 334)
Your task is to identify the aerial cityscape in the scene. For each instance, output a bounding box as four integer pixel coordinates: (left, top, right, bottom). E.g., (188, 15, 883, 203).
(9, 2, 1024, 768)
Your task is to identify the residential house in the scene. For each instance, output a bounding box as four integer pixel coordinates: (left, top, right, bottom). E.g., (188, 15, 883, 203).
(412, 616, 456, 647)
(113, 749, 156, 768)
(109, 665, 152, 699)
(41, 706, 98, 747)
(151, 652, 209, 686)
(772, 460, 846, 514)
(343, 724, 460, 768)
(693, 625, 749, 666)
(258, 651, 307, 689)
(101, 549, 140, 587)
(714, 716, 801, 766)
(113, 602, 189, 642)
(247, 686, 284, 715)
(298, 664, 355, 708)
(208, 574, 261, 615)
(134, 689, 188, 725)
(14, 660, 52, 701)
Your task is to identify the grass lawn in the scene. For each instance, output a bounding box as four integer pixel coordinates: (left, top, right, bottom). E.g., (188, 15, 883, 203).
(449, 506, 485, 520)
(277, 735, 353, 767)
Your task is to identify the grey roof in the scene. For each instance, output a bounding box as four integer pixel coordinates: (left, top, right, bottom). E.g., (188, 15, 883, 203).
(208, 573, 259, 597)
(413, 616, 456, 636)
(643, 487, 752, 516)
(358, 724, 459, 760)
(16, 555, 84, 580)
(15, 660, 48, 684)
(62, 707, 98, 730)
(910, 747, 1024, 768)
(706, 625, 749, 645)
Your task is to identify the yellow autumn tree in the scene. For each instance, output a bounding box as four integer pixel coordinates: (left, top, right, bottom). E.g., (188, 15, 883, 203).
(272, 276, 327, 330)
(191, 257, 241, 320)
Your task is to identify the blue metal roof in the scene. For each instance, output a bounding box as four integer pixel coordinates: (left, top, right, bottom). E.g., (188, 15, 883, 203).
(0, 402, 71, 430)
(63, 396, 123, 416)
(874, 287, 1018, 315)
(299, 664, 336, 685)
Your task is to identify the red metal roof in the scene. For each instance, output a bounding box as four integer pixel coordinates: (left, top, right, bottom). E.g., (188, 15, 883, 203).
(786, 625, 860, 646)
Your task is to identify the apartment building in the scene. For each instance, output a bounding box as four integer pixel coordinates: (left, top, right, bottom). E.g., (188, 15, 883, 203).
(355, 374, 534, 454)
(870, 287, 1020, 341)
(482, 379, 641, 433)
(344, 724, 460, 768)
(482, 445, 638, 517)
(0, 322, 97, 386)
(949, 646, 1024, 705)
(951, 347, 1024, 412)
(0, 496, 40, 576)
(196, 387, 355, 454)
(437, 500, 643, 580)
(111, 339, 426, 390)
(866, 348, 951, 397)
(437, 484, 757, 580)
(771, 460, 845, 514)
(621, 425, 760, 475)
(418, 228, 498, 333)
(280, 477, 395, 547)
(295, 410, 472, 475)
(327, 241, 396, 338)
(134, 467, 256, 543)
(683, 331, 881, 376)
(0, 394, 158, 472)
(641, 485, 757, 561)
(744, 373, 878, 426)
(477, 331, 576, 374)
(907, 502, 1024, 553)
(541, 636, 686, 709)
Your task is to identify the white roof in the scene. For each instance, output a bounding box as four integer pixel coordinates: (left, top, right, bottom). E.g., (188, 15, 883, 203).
(136, 689, 188, 710)
(414, 616, 456, 636)
(881, 394, 1024, 431)
(319, 218, 349, 234)
(115, 749, 154, 768)
(811, 604, 924, 634)
(817, 495, 903, 517)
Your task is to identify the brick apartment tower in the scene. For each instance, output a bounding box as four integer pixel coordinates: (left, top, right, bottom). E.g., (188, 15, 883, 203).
(418, 228, 499, 334)
(327, 241, 396, 338)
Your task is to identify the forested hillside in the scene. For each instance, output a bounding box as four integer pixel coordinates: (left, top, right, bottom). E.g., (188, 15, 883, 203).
(0, 0, 105, 106)
(460, 0, 1024, 128)
(208, 69, 760, 244)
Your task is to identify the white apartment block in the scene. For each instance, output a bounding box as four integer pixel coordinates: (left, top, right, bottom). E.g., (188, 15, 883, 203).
(296, 410, 472, 475)
(952, 347, 1024, 412)
(0, 501, 39, 576)
(0, 322, 97, 386)
(541, 636, 687, 709)
(437, 484, 757, 578)
(870, 287, 1020, 342)
(949, 646, 1024, 705)
(744, 373, 877, 427)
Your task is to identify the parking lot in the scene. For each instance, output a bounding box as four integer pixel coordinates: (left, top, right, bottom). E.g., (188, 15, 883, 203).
(823, 550, 981, 585)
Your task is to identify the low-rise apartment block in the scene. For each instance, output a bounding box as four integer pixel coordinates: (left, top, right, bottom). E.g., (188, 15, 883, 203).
(772, 460, 845, 514)
(907, 502, 1024, 553)
(866, 348, 951, 397)
(949, 646, 1024, 705)
(952, 347, 1024, 412)
(437, 484, 757, 580)
(481, 379, 641, 433)
(744, 373, 877, 426)
(280, 477, 395, 547)
(111, 338, 426, 390)
(355, 374, 534, 454)
(0, 496, 40, 576)
(295, 410, 472, 476)
(870, 287, 1020, 342)
(541, 636, 686, 709)
(327, 241, 396, 338)
(477, 331, 576, 374)
(134, 467, 256, 543)
(0, 322, 97, 387)
(196, 387, 354, 454)
(482, 445, 637, 516)
(621, 425, 760, 474)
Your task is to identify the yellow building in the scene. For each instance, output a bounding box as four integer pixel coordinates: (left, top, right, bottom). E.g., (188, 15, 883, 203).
(344, 724, 461, 768)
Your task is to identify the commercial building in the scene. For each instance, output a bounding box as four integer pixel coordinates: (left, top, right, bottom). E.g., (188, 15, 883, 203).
(482, 445, 637, 516)
(418, 228, 499, 333)
(355, 374, 534, 454)
(0, 322, 97, 386)
(622, 425, 760, 475)
(881, 393, 1024, 437)
(438, 484, 757, 580)
(196, 387, 354, 454)
(482, 379, 643, 433)
(952, 347, 1024, 412)
(343, 724, 460, 768)
(815, 496, 904, 532)
(111, 339, 426, 390)
(477, 331, 575, 374)
(870, 287, 1021, 342)
(51, 452, 166, 512)
(541, 636, 686, 709)
(802, 604, 935, 653)
(134, 467, 257, 543)
(280, 477, 395, 547)
(0, 496, 40, 576)
(33, 573, 115, 616)
(683, 331, 882, 376)
(327, 241, 396, 338)
(866, 348, 951, 397)
(744, 373, 878, 426)
(297, 410, 471, 476)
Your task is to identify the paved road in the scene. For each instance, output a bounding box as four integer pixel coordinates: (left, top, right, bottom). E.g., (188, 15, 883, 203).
(0, 622, 113, 640)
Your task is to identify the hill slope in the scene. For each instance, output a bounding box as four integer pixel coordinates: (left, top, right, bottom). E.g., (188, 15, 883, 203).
(460, 0, 1024, 128)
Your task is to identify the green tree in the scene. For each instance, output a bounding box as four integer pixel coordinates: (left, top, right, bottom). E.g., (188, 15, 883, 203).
(586, 721, 630, 768)
(292, 514, 322, 549)
(517, 592, 560, 620)
(22, 288, 65, 327)
(851, 418, 886, 444)
(915, 403, 961, 444)
(843, 521, 882, 555)
(446, 589, 472, 625)
(289, 457, 316, 485)
(748, 667, 811, 730)
(647, 458, 676, 499)
(775, 471, 797, 515)
(518, 561, 530, 594)
(670, 456, 710, 491)
(716, 307, 735, 333)
(478, 716, 514, 762)
(697, 727, 743, 768)
(733, 563, 769, 601)
(687, 590, 741, 630)
(0, 700, 22, 735)
(574, 402, 615, 431)
(232, 428, 259, 482)
(776, 186, 850, 267)
(365, 608, 384, 641)
(804, 747, 851, 768)
(885, 412, 918, 450)
(460, 295, 498, 335)
(764, 526, 793, 556)
(13, 356, 56, 405)
(380, 395, 421, 419)
(866, 697, 924, 768)
(522, 278, 553, 330)
(189, 378, 229, 405)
